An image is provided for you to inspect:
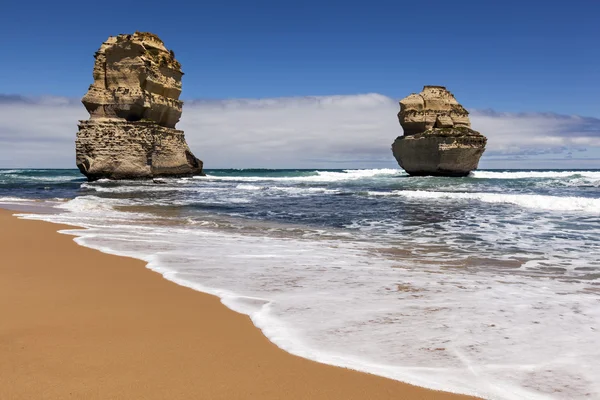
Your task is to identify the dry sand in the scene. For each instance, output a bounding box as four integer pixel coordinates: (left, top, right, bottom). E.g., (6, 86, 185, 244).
(0, 209, 478, 399)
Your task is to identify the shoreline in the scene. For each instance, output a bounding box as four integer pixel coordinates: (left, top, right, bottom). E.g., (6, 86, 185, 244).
(0, 208, 478, 399)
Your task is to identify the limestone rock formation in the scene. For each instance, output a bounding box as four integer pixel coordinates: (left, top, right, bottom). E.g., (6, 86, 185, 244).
(391, 86, 486, 177)
(76, 32, 203, 180)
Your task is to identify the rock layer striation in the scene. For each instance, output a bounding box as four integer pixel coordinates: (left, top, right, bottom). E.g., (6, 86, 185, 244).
(391, 86, 486, 176)
(76, 32, 203, 180)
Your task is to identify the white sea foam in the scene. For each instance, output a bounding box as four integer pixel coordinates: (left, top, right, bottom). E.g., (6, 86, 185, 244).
(235, 183, 265, 191)
(81, 183, 198, 193)
(0, 170, 79, 182)
(16, 192, 600, 400)
(0, 196, 36, 203)
(204, 168, 403, 183)
(57, 195, 126, 213)
(471, 170, 600, 180)
(84, 181, 343, 197)
(234, 184, 341, 195)
(23, 175, 79, 182)
(54, 196, 152, 221)
(276, 186, 341, 195)
(367, 190, 600, 214)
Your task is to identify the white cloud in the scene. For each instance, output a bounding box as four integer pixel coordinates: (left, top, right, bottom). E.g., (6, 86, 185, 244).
(180, 94, 398, 168)
(1, 94, 599, 169)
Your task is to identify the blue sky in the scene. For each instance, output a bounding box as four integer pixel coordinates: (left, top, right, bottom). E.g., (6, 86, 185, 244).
(0, 0, 599, 168)
(2, 0, 598, 115)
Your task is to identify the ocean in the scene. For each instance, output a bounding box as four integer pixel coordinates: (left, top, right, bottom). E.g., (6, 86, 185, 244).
(1, 168, 599, 399)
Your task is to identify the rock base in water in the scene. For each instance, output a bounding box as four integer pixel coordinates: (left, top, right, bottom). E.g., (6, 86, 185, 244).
(392, 86, 487, 177)
(77, 120, 203, 181)
(392, 127, 486, 176)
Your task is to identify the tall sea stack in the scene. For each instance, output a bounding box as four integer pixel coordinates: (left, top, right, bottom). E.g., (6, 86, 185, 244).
(391, 86, 486, 176)
(76, 32, 203, 181)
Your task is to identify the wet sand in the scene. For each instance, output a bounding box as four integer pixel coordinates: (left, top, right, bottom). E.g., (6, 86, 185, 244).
(0, 209, 478, 399)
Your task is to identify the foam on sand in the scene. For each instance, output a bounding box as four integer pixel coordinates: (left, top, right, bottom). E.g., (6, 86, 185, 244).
(17, 191, 600, 400)
(7, 168, 600, 399)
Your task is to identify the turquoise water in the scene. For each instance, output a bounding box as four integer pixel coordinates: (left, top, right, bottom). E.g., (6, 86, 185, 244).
(2, 168, 600, 399)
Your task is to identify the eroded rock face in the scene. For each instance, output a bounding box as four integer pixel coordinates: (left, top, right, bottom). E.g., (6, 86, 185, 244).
(391, 86, 487, 176)
(76, 32, 203, 180)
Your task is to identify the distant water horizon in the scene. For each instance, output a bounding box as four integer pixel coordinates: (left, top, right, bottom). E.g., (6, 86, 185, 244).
(2, 168, 599, 399)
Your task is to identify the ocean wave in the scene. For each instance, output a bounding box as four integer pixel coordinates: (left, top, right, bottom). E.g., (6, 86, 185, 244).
(0, 171, 81, 183)
(81, 183, 195, 193)
(235, 183, 267, 191)
(235, 183, 340, 195)
(367, 190, 600, 213)
(21, 176, 80, 182)
(471, 170, 600, 180)
(0, 196, 36, 203)
(207, 168, 305, 173)
(204, 168, 403, 182)
(277, 186, 341, 195)
(57, 195, 139, 214)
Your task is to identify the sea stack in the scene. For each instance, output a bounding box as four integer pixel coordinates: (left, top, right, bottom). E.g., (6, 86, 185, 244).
(391, 86, 486, 176)
(76, 32, 203, 181)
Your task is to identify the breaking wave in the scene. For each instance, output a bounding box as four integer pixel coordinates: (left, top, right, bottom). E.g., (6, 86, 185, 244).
(366, 190, 600, 213)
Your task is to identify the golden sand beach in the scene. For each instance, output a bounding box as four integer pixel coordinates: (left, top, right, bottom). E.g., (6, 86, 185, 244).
(0, 209, 477, 399)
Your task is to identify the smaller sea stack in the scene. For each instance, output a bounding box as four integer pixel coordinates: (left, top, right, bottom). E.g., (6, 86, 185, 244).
(391, 86, 486, 177)
(76, 32, 203, 181)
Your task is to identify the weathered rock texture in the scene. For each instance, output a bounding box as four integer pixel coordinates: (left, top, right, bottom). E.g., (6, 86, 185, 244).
(392, 86, 486, 177)
(76, 32, 203, 180)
